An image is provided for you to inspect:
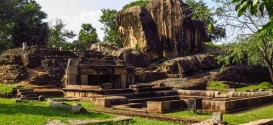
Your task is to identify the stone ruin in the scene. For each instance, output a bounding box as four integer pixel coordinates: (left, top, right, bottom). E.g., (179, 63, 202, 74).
(92, 89, 273, 114)
(116, 0, 208, 60)
(63, 57, 135, 97)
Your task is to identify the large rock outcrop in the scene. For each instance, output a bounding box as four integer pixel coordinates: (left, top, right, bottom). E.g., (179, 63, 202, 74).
(116, 6, 163, 60)
(146, 0, 207, 57)
(160, 54, 216, 76)
(115, 48, 150, 67)
(116, 0, 208, 60)
(214, 65, 271, 83)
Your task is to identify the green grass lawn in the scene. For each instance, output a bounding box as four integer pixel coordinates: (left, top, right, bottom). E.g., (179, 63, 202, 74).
(165, 111, 211, 121)
(164, 104, 273, 125)
(236, 82, 272, 91)
(224, 104, 273, 124)
(0, 98, 179, 125)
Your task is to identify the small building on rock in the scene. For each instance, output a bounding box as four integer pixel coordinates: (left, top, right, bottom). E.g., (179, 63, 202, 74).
(63, 57, 135, 98)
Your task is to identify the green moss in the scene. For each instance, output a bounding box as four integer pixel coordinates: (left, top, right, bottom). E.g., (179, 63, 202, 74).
(236, 82, 272, 91)
(0, 84, 16, 95)
(207, 81, 230, 90)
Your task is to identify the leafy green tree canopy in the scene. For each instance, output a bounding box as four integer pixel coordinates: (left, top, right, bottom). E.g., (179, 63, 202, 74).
(123, 0, 149, 9)
(99, 9, 122, 47)
(48, 19, 76, 48)
(0, 0, 48, 51)
(78, 23, 99, 50)
(233, 0, 273, 32)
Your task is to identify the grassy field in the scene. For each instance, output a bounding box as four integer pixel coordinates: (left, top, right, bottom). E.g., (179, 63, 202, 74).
(236, 82, 272, 91)
(164, 104, 273, 124)
(165, 111, 211, 121)
(0, 98, 179, 125)
(224, 104, 273, 124)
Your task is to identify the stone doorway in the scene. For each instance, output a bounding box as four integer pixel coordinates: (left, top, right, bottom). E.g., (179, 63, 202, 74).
(88, 75, 121, 89)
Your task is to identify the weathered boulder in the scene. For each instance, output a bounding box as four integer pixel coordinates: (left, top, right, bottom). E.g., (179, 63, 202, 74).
(90, 42, 119, 56)
(115, 48, 150, 67)
(214, 65, 271, 83)
(116, 6, 163, 60)
(160, 54, 215, 76)
(135, 68, 167, 83)
(146, 0, 207, 57)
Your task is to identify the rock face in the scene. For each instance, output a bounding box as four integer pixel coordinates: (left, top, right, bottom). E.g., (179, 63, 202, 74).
(146, 0, 207, 57)
(115, 48, 150, 67)
(90, 42, 119, 56)
(116, 6, 163, 60)
(215, 65, 271, 83)
(116, 0, 207, 60)
(160, 54, 216, 76)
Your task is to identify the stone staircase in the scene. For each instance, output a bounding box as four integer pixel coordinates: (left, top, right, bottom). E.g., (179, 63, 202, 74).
(17, 88, 40, 100)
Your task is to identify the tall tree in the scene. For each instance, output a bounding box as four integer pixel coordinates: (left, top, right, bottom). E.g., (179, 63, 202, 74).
(99, 9, 122, 47)
(48, 19, 76, 48)
(0, 0, 49, 50)
(213, 0, 269, 41)
(13, 0, 49, 47)
(78, 23, 99, 50)
(218, 0, 273, 81)
(0, 0, 17, 52)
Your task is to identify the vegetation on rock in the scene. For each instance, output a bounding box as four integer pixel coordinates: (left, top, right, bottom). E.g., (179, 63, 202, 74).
(206, 81, 230, 90)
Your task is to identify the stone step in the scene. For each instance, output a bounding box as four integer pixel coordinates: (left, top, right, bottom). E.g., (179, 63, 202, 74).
(128, 95, 182, 103)
(17, 91, 36, 95)
(20, 94, 38, 98)
(20, 97, 39, 100)
(17, 89, 34, 93)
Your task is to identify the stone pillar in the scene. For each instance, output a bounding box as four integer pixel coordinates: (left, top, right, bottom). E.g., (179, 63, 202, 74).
(67, 75, 78, 85)
(81, 75, 88, 85)
(120, 75, 127, 89)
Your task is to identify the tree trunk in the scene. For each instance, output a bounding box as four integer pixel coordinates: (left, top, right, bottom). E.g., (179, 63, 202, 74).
(267, 65, 273, 82)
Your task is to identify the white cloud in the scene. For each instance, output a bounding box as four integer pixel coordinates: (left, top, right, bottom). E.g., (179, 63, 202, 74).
(36, 0, 135, 41)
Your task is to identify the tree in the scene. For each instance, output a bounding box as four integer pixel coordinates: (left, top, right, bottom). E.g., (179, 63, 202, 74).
(12, 0, 49, 47)
(99, 9, 122, 47)
(78, 23, 99, 50)
(218, 0, 273, 81)
(0, 0, 16, 50)
(123, 0, 149, 9)
(232, 0, 273, 32)
(48, 19, 76, 48)
(0, 0, 49, 50)
(184, 0, 226, 42)
(213, 0, 269, 41)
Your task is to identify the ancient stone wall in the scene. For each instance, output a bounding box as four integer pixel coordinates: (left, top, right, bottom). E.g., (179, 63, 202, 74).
(0, 54, 28, 83)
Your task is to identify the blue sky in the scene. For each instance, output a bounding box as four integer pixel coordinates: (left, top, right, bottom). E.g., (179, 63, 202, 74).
(36, 0, 215, 41)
